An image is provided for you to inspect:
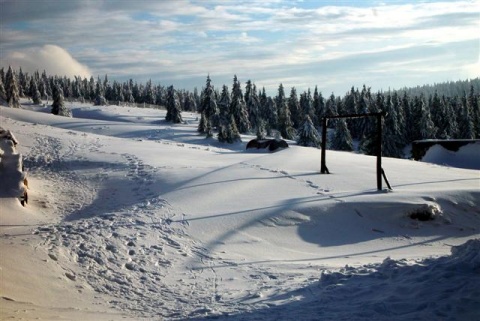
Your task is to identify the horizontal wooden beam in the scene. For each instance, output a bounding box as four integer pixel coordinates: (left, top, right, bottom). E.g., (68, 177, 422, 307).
(323, 111, 386, 120)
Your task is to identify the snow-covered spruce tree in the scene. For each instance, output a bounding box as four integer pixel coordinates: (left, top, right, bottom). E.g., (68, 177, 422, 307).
(93, 76, 107, 105)
(441, 95, 458, 139)
(458, 93, 475, 139)
(5, 66, 20, 108)
(217, 85, 241, 143)
(183, 92, 197, 112)
(51, 84, 71, 117)
(313, 86, 325, 126)
(330, 118, 353, 151)
(0, 75, 6, 101)
(263, 96, 278, 137)
(29, 77, 42, 104)
(467, 85, 480, 138)
(418, 95, 437, 139)
(246, 81, 261, 133)
(230, 75, 250, 134)
(301, 89, 316, 125)
(165, 85, 183, 124)
(288, 87, 302, 129)
(297, 115, 321, 148)
(382, 94, 404, 158)
(277, 84, 295, 140)
(198, 75, 218, 137)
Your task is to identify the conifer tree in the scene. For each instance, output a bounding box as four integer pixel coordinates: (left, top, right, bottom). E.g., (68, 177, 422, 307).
(17, 67, 27, 98)
(343, 87, 357, 135)
(51, 83, 71, 117)
(313, 86, 325, 127)
(165, 85, 183, 124)
(183, 92, 197, 112)
(277, 84, 295, 139)
(467, 85, 480, 138)
(301, 89, 315, 124)
(217, 85, 241, 143)
(246, 81, 261, 133)
(441, 95, 458, 139)
(330, 118, 353, 151)
(0, 76, 6, 101)
(288, 87, 302, 128)
(230, 75, 250, 133)
(199, 75, 217, 137)
(297, 115, 320, 148)
(5, 66, 20, 108)
(458, 93, 475, 139)
(418, 94, 437, 139)
(382, 94, 404, 157)
(325, 93, 338, 118)
(29, 77, 42, 104)
(263, 97, 278, 137)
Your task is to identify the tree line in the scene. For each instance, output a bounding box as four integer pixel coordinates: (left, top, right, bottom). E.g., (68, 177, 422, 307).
(1, 66, 479, 158)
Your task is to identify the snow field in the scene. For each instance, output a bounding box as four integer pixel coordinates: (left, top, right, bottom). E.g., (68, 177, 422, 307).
(0, 102, 479, 320)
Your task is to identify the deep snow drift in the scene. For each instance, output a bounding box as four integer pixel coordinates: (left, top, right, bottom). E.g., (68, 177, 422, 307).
(0, 102, 479, 321)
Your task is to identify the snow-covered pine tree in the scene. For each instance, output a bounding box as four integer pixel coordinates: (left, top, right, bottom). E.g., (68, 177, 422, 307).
(313, 86, 325, 127)
(230, 75, 250, 134)
(288, 87, 302, 129)
(382, 94, 404, 158)
(199, 75, 218, 137)
(276, 84, 295, 139)
(183, 92, 197, 112)
(17, 67, 27, 98)
(217, 85, 240, 143)
(330, 118, 353, 151)
(300, 89, 315, 125)
(418, 94, 437, 139)
(5, 66, 20, 108)
(51, 83, 71, 117)
(297, 115, 321, 148)
(165, 85, 183, 124)
(441, 95, 458, 139)
(246, 81, 261, 133)
(263, 97, 278, 137)
(467, 85, 480, 138)
(325, 92, 338, 118)
(29, 77, 42, 104)
(0, 75, 6, 101)
(458, 92, 475, 139)
(343, 87, 357, 136)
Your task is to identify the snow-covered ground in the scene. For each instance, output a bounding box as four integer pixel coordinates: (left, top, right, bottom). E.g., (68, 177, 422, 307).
(1, 101, 479, 321)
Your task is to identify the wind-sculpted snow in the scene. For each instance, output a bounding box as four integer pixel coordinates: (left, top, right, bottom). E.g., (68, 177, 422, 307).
(0, 102, 479, 320)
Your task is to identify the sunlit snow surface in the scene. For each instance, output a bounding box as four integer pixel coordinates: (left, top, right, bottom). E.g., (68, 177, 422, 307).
(0, 101, 479, 320)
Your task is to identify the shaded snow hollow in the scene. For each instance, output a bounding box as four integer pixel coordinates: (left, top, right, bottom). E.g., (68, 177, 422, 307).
(0, 101, 479, 321)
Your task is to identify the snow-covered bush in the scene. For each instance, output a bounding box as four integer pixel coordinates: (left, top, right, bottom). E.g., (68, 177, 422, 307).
(0, 128, 28, 206)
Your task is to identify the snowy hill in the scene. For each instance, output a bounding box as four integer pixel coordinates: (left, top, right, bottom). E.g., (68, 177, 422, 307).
(0, 102, 479, 320)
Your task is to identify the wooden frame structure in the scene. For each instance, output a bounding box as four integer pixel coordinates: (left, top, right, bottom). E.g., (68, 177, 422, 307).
(320, 111, 392, 191)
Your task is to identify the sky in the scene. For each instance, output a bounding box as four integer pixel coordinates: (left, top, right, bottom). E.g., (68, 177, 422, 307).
(0, 0, 479, 96)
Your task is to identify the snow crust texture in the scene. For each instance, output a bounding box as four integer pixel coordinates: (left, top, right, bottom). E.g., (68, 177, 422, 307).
(0, 103, 479, 321)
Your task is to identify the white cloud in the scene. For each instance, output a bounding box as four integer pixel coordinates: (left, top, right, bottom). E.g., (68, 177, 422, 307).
(3, 45, 91, 78)
(0, 0, 478, 95)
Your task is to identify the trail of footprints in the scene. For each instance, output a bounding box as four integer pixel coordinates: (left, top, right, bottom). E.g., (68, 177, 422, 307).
(241, 162, 343, 202)
(26, 136, 319, 318)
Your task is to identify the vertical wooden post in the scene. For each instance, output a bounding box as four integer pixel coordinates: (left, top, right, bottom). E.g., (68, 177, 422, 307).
(321, 117, 328, 174)
(376, 113, 382, 190)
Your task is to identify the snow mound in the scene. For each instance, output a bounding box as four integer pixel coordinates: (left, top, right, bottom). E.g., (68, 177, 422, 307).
(421, 142, 480, 170)
(315, 239, 480, 320)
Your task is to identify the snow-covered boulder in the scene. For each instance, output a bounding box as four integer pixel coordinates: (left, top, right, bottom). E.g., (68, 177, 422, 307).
(246, 138, 289, 152)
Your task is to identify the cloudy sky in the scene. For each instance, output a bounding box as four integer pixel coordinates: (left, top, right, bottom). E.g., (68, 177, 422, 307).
(1, 0, 479, 95)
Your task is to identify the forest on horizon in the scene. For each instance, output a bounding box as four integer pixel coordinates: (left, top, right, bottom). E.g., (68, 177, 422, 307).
(1, 66, 479, 159)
